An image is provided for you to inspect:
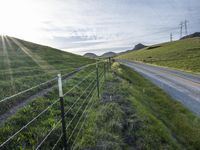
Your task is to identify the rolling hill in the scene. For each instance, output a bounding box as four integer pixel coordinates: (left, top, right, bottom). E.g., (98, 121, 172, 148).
(84, 52, 97, 58)
(117, 37, 200, 73)
(0, 35, 94, 114)
(101, 51, 117, 58)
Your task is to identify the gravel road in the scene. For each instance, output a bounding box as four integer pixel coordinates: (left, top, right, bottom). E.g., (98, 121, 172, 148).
(117, 59, 200, 116)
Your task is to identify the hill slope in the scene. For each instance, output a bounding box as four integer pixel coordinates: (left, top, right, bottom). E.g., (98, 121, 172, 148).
(84, 52, 97, 58)
(133, 43, 147, 50)
(0, 36, 94, 102)
(180, 32, 200, 40)
(117, 37, 200, 73)
(101, 51, 117, 58)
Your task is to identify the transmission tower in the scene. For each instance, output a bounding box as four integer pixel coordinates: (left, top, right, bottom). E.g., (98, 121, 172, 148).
(179, 22, 184, 38)
(184, 20, 189, 36)
(170, 33, 173, 42)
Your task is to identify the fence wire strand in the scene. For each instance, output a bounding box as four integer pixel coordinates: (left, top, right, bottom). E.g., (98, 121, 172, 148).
(0, 61, 107, 149)
(35, 76, 96, 149)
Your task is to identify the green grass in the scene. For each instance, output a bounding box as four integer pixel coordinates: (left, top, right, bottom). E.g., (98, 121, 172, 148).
(113, 62, 200, 149)
(72, 62, 200, 150)
(73, 71, 180, 150)
(0, 36, 94, 115)
(117, 38, 200, 73)
(0, 64, 105, 149)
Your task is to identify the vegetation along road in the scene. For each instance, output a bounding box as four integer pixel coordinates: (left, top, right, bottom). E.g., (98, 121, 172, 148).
(117, 59, 200, 116)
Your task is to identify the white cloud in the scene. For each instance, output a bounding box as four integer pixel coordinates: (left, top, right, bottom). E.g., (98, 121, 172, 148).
(0, 0, 199, 54)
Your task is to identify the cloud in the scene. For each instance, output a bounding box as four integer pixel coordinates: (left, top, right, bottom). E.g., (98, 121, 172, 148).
(1, 0, 200, 55)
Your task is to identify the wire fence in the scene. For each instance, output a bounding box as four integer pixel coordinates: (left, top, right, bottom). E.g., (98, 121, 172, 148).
(0, 60, 110, 149)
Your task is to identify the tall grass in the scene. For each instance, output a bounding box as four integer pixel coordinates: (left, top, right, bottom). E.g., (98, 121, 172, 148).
(117, 38, 200, 73)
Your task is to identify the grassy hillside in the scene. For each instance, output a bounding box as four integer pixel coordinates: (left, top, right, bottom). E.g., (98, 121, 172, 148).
(117, 38, 200, 73)
(0, 36, 94, 114)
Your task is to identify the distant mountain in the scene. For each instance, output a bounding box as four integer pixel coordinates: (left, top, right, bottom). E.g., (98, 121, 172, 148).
(84, 53, 98, 58)
(133, 43, 147, 50)
(101, 52, 117, 58)
(118, 43, 147, 55)
(180, 32, 200, 40)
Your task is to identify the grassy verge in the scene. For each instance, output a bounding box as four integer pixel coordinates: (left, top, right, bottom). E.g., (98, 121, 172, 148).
(117, 38, 200, 73)
(113, 62, 200, 149)
(73, 62, 200, 150)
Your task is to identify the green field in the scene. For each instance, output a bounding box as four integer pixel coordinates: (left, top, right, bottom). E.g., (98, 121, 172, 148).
(117, 38, 200, 73)
(0, 36, 94, 115)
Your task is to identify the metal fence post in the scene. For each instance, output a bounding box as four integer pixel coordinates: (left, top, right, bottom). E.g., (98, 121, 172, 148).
(96, 62, 100, 98)
(58, 74, 68, 150)
(107, 59, 109, 72)
(109, 57, 111, 70)
(104, 62, 106, 81)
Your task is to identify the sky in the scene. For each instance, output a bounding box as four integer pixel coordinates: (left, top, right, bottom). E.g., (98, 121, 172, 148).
(0, 0, 199, 55)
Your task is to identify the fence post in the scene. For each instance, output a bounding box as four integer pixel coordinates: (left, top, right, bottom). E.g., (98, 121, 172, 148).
(58, 74, 68, 150)
(96, 62, 100, 98)
(104, 62, 106, 81)
(108, 57, 111, 70)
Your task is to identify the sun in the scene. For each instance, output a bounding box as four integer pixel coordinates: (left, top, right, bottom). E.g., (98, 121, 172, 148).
(0, 0, 43, 40)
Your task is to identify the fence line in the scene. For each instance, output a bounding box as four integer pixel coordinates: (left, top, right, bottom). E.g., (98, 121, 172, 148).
(0, 98, 60, 147)
(0, 60, 108, 149)
(71, 74, 105, 150)
(67, 83, 97, 142)
(0, 61, 98, 104)
(35, 119, 62, 150)
(65, 83, 97, 130)
(0, 66, 98, 148)
(63, 70, 96, 97)
(51, 72, 103, 150)
(0, 77, 57, 103)
(68, 84, 98, 143)
(64, 78, 96, 115)
(51, 132, 63, 150)
(35, 76, 97, 149)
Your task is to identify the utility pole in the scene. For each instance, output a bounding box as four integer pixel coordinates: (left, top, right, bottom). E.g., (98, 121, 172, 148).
(184, 20, 189, 36)
(170, 33, 173, 42)
(180, 22, 183, 38)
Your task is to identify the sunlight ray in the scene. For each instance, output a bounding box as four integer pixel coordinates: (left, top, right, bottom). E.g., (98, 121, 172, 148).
(1, 35, 15, 91)
(9, 37, 58, 75)
(4, 36, 14, 50)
